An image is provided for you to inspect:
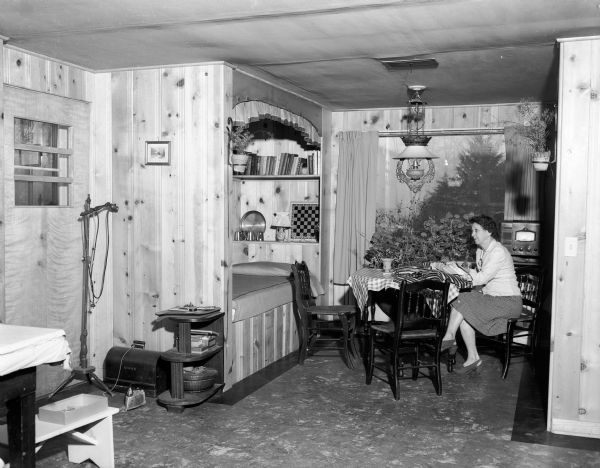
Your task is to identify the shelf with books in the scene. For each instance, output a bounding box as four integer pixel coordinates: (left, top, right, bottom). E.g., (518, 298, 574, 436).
(233, 240, 319, 245)
(233, 174, 320, 181)
(241, 151, 320, 177)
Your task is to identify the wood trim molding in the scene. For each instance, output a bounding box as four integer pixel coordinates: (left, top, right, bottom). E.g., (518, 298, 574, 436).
(551, 418, 600, 439)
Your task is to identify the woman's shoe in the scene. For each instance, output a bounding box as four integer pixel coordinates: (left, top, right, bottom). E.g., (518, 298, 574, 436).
(454, 359, 483, 375)
(440, 339, 458, 354)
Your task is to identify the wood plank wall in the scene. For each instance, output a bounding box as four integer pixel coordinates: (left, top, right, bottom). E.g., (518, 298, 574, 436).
(0, 43, 5, 324)
(110, 65, 230, 361)
(1, 47, 98, 396)
(86, 72, 114, 382)
(3, 48, 88, 101)
(549, 36, 600, 438)
(229, 303, 298, 384)
(327, 104, 522, 305)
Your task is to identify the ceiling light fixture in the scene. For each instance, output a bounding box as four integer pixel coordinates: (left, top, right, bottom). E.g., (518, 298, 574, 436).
(393, 85, 438, 193)
(377, 57, 438, 71)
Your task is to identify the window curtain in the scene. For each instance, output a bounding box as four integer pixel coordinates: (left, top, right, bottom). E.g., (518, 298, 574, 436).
(333, 131, 379, 284)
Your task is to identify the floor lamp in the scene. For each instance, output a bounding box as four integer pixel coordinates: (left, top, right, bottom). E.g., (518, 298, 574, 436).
(50, 195, 118, 398)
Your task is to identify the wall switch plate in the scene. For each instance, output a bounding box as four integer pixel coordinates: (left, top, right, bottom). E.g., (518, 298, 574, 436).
(565, 237, 578, 257)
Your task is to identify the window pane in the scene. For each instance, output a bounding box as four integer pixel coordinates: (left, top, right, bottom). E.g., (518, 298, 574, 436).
(14, 118, 72, 207)
(15, 181, 69, 206)
(14, 118, 69, 148)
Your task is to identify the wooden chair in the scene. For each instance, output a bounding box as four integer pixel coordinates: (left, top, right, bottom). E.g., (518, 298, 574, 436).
(291, 261, 360, 368)
(499, 265, 545, 378)
(366, 280, 450, 399)
(451, 265, 545, 378)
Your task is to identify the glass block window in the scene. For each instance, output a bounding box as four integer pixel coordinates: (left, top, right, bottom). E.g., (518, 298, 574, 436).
(14, 118, 72, 206)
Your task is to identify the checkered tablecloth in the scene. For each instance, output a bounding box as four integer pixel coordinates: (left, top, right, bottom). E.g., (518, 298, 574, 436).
(347, 266, 471, 313)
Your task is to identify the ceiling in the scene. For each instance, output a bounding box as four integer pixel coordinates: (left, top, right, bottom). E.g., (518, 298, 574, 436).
(1, 0, 599, 109)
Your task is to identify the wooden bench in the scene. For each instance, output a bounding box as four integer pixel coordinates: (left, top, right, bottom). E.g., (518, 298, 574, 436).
(1, 406, 119, 468)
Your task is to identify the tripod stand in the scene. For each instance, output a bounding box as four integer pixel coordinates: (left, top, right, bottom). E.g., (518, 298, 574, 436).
(50, 195, 118, 398)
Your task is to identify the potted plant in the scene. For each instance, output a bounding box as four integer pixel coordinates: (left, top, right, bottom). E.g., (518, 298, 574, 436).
(227, 124, 254, 171)
(515, 99, 555, 171)
(364, 211, 475, 269)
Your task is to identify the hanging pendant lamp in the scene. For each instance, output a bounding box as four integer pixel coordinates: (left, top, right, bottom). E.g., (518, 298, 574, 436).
(393, 85, 438, 193)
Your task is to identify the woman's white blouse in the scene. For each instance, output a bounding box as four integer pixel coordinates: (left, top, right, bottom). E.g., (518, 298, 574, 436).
(468, 239, 521, 296)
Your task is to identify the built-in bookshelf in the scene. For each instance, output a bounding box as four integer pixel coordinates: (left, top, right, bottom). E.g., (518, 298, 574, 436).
(233, 174, 319, 181)
(242, 151, 319, 176)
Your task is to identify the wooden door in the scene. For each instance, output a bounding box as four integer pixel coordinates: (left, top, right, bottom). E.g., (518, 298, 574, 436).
(3, 86, 90, 396)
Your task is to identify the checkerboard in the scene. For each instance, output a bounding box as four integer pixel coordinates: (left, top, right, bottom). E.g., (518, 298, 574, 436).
(290, 203, 319, 241)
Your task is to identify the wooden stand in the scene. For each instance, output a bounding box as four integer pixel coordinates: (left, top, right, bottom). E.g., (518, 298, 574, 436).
(51, 195, 118, 399)
(156, 308, 224, 413)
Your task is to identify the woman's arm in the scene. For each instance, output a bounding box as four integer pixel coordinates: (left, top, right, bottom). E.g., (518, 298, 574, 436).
(469, 247, 504, 286)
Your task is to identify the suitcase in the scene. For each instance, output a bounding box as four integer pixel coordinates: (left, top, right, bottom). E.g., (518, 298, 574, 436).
(103, 347, 169, 397)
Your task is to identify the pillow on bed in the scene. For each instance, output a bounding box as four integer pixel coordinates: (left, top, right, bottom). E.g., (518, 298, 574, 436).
(232, 261, 325, 297)
(232, 261, 292, 276)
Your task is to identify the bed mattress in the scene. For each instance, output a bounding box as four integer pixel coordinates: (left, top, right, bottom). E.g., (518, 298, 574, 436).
(232, 274, 294, 322)
(0, 324, 72, 376)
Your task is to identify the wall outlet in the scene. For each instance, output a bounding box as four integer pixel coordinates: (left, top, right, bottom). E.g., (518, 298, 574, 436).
(565, 237, 578, 257)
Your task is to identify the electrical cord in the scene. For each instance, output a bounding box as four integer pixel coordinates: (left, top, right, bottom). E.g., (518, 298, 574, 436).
(87, 210, 111, 306)
(107, 344, 135, 394)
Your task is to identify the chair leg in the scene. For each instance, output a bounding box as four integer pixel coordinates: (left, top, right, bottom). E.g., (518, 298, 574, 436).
(297, 326, 307, 365)
(348, 316, 360, 362)
(340, 314, 353, 369)
(366, 330, 375, 385)
(435, 348, 443, 395)
(392, 347, 400, 400)
(412, 345, 419, 380)
(447, 350, 456, 373)
(502, 321, 516, 379)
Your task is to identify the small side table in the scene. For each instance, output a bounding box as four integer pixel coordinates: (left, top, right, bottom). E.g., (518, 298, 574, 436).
(156, 307, 224, 413)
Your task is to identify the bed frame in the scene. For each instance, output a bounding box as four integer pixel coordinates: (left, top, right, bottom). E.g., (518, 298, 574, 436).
(227, 302, 299, 386)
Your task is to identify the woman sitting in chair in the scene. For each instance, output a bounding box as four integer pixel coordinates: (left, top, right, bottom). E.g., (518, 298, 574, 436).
(440, 214, 522, 374)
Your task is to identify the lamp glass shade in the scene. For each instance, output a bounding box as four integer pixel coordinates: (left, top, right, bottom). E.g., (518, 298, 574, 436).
(394, 144, 438, 160)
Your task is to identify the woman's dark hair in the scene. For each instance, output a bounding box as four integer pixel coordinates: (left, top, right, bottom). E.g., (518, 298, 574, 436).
(469, 214, 499, 240)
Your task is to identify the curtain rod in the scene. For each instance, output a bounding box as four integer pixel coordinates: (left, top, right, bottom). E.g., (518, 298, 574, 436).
(378, 127, 505, 137)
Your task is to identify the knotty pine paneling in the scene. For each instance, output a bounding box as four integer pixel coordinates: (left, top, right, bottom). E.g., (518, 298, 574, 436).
(111, 64, 230, 359)
(320, 108, 334, 306)
(86, 72, 115, 378)
(0, 43, 5, 323)
(111, 72, 135, 348)
(3, 47, 89, 101)
(234, 178, 320, 241)
(228, 302, 298, 385)
(549, 37, 600, 438)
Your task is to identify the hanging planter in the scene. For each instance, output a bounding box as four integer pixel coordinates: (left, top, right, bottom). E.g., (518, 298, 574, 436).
(515, 99, 556, 172)
(227, 118, 254, 169)
(231, 152, 250, 166)
(532, 150, 552, 171)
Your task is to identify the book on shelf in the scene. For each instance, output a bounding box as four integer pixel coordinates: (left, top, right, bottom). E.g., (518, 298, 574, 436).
(190, 330, 218, 351)
(307, 153, 314, 175)
(236, 152, 318, 176)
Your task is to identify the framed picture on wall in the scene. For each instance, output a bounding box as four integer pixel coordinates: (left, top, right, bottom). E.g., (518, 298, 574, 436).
(145, 141, 171, 165)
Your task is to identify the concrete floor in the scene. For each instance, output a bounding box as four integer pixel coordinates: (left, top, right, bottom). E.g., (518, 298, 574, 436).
(28, 351, 600, 467)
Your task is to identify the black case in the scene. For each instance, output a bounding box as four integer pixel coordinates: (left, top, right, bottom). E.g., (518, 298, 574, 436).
(103, 347, 169, 397)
